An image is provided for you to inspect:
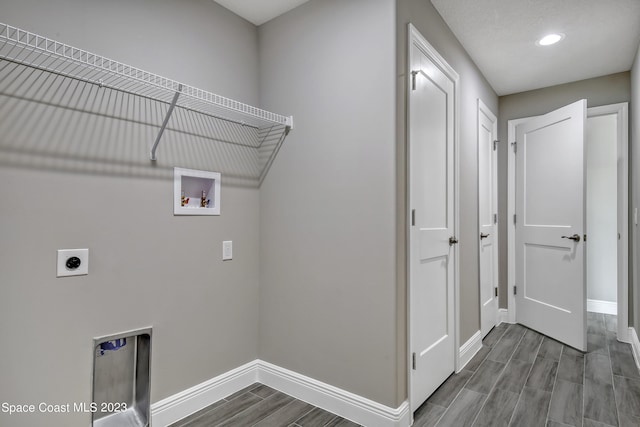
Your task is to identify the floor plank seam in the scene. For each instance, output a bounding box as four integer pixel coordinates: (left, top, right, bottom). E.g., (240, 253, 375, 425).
(504, 329, 543, 427)
(581, 354, 586, 427)
(434, 410, 448, 427)
(604, 315, 622, 427)
(467, 326, 514, 426)
(451, 361, 487, 424)
(544, 344, 562, 426)
(467, 392, 490, 427)
(468, 328, 502, 426)
(431, 373, 467, 426)
(289, 405, 316, 426)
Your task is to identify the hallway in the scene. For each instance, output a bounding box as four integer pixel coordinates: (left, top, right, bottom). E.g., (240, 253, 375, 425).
(413, 313, 640, 427)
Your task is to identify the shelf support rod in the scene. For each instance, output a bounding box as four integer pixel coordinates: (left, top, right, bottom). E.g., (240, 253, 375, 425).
(150, 84, 183, 161)
(258, 125, 291, 186)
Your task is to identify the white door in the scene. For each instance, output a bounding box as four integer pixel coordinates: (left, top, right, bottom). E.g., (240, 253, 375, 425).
(478, 100, 498, 338)
(515, 99, 586, 351)
(409, 26, 457, 409)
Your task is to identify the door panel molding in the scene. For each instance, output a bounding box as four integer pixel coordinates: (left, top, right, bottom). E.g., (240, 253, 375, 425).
(507, 102, 629, 343)
(478, 99, 498, 338)
(515, 99, 586, 351)
(407, 22, 460, 415)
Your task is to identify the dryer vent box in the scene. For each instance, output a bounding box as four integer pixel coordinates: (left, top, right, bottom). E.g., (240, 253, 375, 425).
(92, 328, 151, 427)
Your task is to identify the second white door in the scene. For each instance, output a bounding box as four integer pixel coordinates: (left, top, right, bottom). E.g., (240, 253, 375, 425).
(478, 100, 498, 338)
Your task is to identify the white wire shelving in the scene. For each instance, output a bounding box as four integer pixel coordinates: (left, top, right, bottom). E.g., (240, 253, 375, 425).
(0, 22, 293, 177)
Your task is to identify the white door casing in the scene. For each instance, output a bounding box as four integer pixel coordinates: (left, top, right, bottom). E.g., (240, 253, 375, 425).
(478, 100, 498, 338)
(587, 104, 629, 340)
(515, 99, 587, 351)
(407, 24, 459, 410)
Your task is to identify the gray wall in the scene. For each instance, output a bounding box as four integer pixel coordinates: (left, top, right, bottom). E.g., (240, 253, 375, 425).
(257, 0, 500, 409)
(632, 44, 640, 331)
(258, 0, 400, 407)
(498, 72, 632, 310)
(0, 1, 261, 426)
(396, 0, 499, 344)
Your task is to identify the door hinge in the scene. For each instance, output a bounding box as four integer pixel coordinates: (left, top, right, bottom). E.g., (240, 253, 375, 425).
(513, 214, 517, 225)
(511, 141, 517, 153)
(493, 140, 499, 151)
(584, 234, 587, 242)
(514, 286, 517, 295)
(494, 213, 498, 224)
(412, 352, 416, 370)
(411, 209, 416, 226)
(494, 287, 498, 297)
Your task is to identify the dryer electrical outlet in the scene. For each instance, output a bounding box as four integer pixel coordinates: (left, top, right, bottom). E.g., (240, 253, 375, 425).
(57, 248, 89, 277)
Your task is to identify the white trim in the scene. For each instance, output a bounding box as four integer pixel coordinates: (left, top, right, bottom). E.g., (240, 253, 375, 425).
(590, 103, 629, 341)
(587, 299, 618, 315)
(406, 22, 460, 420)
(628, 328, 640, 372)
(477, 98, 499, 337)
(458, 331, 482, 371)
(151, 360, 259, 427)
(498, 309, 510, 325)
(150, 360, 410, 427)
(507, 117, 531, 325)
(257, 360, 410, 427)
(507, 103, 629, 341)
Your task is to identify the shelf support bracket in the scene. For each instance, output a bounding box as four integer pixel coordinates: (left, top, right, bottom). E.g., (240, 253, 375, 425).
(150, 84, 183, 161)
(258, 125, 291, 187)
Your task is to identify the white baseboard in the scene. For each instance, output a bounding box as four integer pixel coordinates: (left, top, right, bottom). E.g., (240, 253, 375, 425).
(628, 327, 640, 372)
(151, 360, 259, 427)
(150, 360, 410, 427)
(458, 330, 482, 371)
(587, 299, 617, 315)
(498, 309, 510, 325)
(258, 360, 410, 427)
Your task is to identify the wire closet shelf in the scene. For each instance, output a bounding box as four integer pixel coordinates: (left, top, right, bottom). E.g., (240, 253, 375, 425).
(0, 22, 293, 168)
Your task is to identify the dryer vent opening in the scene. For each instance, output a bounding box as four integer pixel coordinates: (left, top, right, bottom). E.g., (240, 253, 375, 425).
(92, 328, 151, 427)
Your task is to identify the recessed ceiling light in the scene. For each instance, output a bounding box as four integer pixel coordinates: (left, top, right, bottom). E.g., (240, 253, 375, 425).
(537, 33, 565, 46)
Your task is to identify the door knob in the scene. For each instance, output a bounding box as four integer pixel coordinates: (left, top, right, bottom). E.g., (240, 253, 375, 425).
(480, 233, 490, 239)
(561, 234, 581, 242)
(449, 236, 459, 246)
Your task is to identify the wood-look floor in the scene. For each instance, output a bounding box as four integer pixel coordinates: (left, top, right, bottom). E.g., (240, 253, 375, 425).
(414, 313, 640, 427)
(168, 383, 361, 427)
(169, 313, 640, 427)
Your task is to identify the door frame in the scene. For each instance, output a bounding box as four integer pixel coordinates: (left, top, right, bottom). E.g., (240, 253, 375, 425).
(406, 22, 460, 415)
(507, 102, 629, 342)
(478, 99, 499, 336)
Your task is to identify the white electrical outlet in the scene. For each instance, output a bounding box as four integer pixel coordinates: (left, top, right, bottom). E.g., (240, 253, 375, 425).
(57, 248, 89, 277)
(222, 241, 232, 261)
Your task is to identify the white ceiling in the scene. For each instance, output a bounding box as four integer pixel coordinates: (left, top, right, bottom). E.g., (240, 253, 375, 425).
(215, 0, 640, 95)
(432, 0, 640, 95)
(213, 0, 310, 26)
